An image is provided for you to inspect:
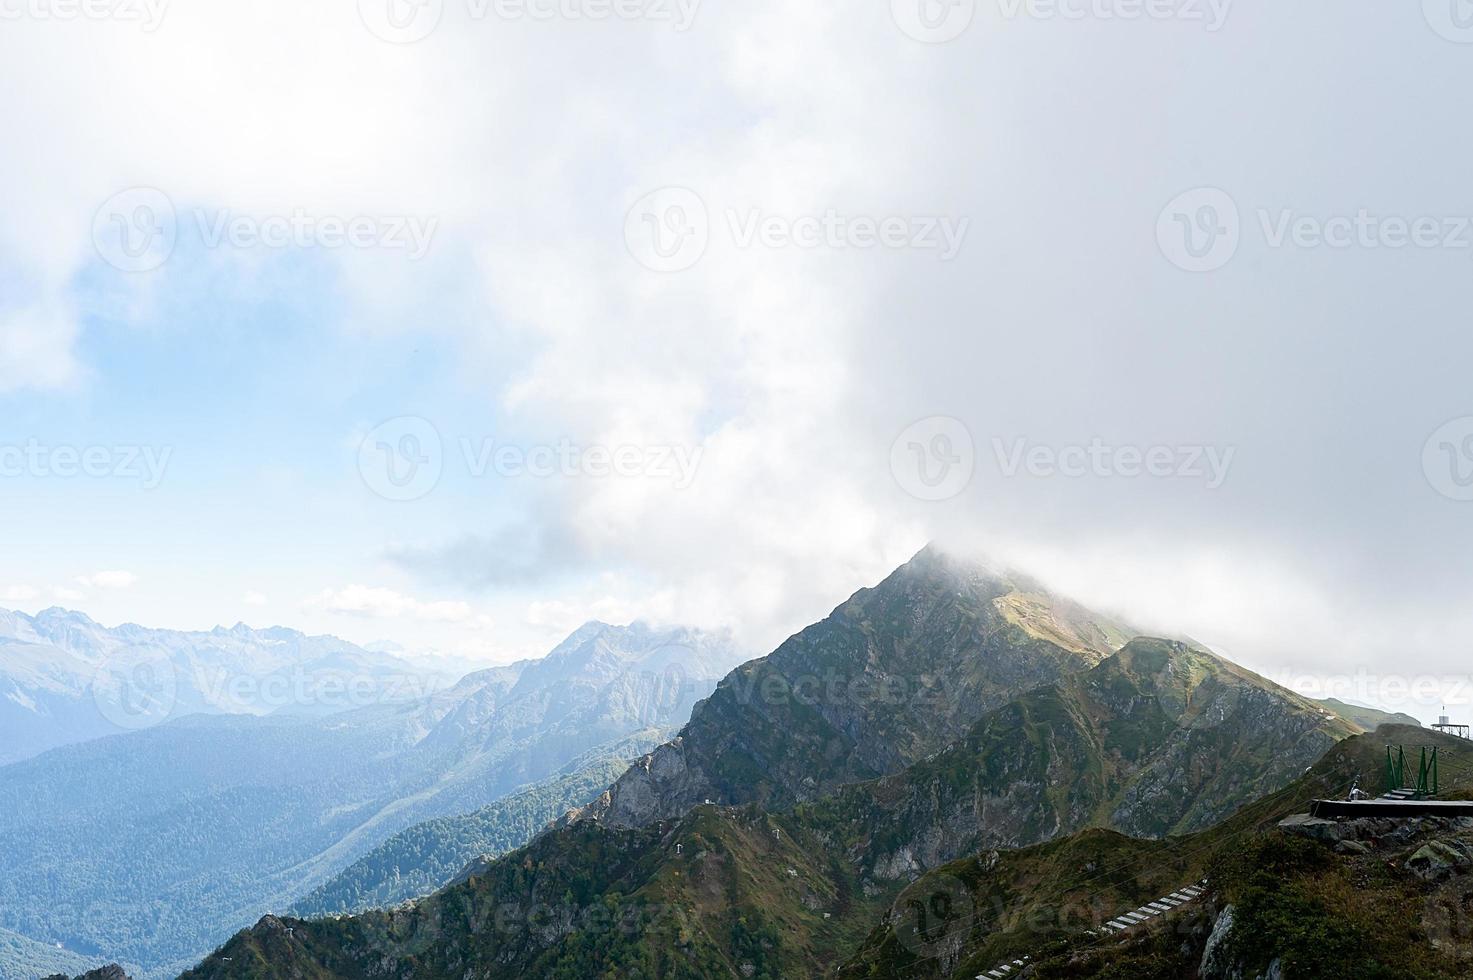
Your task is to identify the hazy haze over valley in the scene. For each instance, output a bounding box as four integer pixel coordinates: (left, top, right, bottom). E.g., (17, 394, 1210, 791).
(0, 618, 745, 978)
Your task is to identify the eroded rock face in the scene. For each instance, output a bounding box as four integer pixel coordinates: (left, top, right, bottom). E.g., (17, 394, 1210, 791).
(1277, 813, 1349, 842)
(578, 736, 714, 829)
(1198, 908, 1285, 980)
(1407, 839, 1473, 882)
(799, 638, 1352, 882)
(1107, 675, 1344, 837)
(1198, 904, 1237, 980)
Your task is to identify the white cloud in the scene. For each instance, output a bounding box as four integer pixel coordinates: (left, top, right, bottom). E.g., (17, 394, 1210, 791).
(242, 591, 269, 607)
(3, 3, 1471, 683)
(52, 587, 84, 602)
(524, 600, 578, 630)
(523, 596, 637, 636)
(0, 298, 82, 393)
(75, 571, 138, 590)
(0, 585, 39, 603)
(304, 585, 474, 624)
(0, 4, 981, 653)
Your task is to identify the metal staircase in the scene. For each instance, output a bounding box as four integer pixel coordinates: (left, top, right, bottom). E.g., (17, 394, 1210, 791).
(974, 879, 1209, 979)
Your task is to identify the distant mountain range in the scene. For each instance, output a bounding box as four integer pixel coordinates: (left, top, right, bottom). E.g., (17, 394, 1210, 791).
(0, 620, 746, 979)
(1314, 696, 1421, 731)
(180, 546, 1381, 980)
(0, 608, 451, 766)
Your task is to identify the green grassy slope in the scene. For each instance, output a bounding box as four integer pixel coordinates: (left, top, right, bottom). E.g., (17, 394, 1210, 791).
(181, 805, 899, 980)
(1316, 697, 1423, 731)
(798, 637, 1357, 877)
(839, 723, 1473, 980)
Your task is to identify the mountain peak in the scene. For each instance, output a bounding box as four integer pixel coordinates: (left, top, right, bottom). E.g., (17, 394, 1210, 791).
(1080, 635, 1356, 742)
(210, 622, 255, 637)
(0, 610, 428, 765)
(527, 619, 745, 683)
(32, 606, 100, 626)
(581, 549, 1137, 828)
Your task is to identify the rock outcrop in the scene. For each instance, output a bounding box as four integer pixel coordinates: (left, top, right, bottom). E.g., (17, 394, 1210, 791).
(43, 966, 132, 980)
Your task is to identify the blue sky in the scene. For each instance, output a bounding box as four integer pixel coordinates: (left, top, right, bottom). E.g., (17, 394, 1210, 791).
(3, 235, 529, 655)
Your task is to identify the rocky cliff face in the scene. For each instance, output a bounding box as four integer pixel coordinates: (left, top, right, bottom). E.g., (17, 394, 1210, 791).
(843, 726, 1473, 979)
(802, 637, 1358, 880)
(579, 545, 1134, 828)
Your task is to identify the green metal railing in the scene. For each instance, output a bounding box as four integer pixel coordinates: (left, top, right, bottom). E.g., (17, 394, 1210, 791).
(1386, 744, 1439, 797)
